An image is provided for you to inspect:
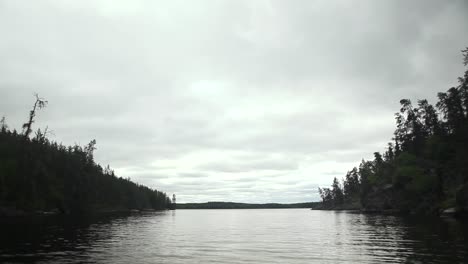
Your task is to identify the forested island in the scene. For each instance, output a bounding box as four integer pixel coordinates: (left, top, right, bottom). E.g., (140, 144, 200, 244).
(316, 48, 468, 215)
(0, 96, 173, 216)
(177, 202, 318, 209)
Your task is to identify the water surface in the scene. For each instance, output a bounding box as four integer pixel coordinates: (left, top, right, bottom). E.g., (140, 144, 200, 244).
(1, 209, 467, 263)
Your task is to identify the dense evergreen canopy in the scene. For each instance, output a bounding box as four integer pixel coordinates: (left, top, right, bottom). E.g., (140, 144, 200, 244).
(318, 47, 468, 214)
(0, 100, 172, 215)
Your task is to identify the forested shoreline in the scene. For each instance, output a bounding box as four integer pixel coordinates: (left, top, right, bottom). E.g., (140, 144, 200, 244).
(177, 202, 318, 209)
(316, 48, 468, 215)
(3, 48, 468, 217)
(0, 97, 172, 216)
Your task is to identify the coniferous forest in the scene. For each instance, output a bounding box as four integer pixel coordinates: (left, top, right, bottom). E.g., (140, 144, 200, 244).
(0, 96, 172, 216)
(318, 48, 468, 215)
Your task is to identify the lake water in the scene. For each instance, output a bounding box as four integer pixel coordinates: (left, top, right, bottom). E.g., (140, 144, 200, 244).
(1, 209, 467, 263)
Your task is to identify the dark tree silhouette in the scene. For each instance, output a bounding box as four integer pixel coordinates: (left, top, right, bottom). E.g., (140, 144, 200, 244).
(0, 96, 172, 215)
(317, 47, 468, 214)
(22, 93, 48, 138)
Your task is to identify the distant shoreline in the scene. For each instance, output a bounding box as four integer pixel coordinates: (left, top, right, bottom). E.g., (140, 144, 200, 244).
(176, 201, 319, 209)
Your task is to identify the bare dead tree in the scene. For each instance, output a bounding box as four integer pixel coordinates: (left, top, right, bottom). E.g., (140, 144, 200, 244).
(22, 93, 48, 138)
(0, 116, 7, 132)
(34, 126, 55, 142)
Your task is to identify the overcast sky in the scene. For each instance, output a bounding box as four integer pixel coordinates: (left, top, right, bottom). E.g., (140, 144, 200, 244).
(1, 0, 468, 203)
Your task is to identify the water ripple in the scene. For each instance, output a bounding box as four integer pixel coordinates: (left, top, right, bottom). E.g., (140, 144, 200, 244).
(1, 210, 467, 263)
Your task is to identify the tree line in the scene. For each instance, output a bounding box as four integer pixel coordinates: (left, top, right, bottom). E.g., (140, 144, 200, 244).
(318, 47, 468, 214)
(0, 95, 172, 215)
(177, 201, 318, 209)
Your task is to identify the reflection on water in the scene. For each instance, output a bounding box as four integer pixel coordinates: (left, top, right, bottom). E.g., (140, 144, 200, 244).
(1, 210, 467, 263)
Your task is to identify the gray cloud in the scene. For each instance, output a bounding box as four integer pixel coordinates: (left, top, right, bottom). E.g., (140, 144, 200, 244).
(198, 156, 298, 173)
(1, 0, 467, 203)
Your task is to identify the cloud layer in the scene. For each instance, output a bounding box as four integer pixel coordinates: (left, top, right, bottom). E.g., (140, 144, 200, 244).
(1, 0, 468, 202)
